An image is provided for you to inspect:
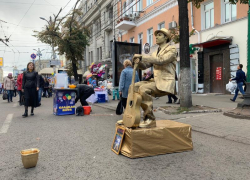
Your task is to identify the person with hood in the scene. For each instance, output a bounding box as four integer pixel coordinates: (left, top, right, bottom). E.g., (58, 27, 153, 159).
(22, 62, 39, 117)
(4, 73, 15, 103)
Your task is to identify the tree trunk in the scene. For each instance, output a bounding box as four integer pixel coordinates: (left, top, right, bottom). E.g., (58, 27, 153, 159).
(72, 61, 78, 82)
(178, 0, 192, 108)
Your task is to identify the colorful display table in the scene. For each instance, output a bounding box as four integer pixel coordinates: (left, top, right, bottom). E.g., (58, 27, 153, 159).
(53, 88, 77, 115)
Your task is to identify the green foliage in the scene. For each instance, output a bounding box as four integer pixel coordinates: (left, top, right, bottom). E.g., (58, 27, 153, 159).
(169, 26, 195, 44)
(33, 0, 90, 81)
(189, 0, 249, 8)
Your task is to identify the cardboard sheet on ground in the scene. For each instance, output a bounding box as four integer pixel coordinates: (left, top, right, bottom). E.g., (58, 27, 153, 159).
(117, 120, 193, 158)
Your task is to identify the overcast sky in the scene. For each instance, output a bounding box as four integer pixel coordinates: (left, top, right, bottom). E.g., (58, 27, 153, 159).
(0, 0, 78, 76)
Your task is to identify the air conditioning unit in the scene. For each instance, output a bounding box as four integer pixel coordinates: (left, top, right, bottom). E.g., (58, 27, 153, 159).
(133, 12, 140, 18)
(168, 21, 177, 29)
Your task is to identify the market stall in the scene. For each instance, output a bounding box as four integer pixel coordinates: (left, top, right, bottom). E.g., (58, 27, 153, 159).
(53, 88, 76, 115)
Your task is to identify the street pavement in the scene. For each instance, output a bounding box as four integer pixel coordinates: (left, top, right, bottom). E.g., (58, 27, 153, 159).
(0, 94, 250, 180)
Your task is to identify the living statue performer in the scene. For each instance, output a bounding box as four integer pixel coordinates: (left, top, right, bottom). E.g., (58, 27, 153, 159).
(120, 28, 177, 128)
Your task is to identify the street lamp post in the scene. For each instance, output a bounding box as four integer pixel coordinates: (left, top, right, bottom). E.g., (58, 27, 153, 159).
(33, 48, 45, 72)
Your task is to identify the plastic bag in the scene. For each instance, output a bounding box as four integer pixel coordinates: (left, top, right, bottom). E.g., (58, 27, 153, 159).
(226, 81, 237, 93)
(86, 94, 97, 104)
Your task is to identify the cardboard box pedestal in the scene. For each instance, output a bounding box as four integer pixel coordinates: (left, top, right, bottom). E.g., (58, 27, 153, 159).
(118, 120, 193, 158)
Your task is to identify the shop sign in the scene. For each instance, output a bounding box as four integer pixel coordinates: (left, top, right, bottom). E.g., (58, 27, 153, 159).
(216, 67, 222, 80)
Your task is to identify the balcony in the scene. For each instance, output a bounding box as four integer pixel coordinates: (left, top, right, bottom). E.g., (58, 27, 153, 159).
(115, 17, 136, 31)
(104, 19, 113, 32)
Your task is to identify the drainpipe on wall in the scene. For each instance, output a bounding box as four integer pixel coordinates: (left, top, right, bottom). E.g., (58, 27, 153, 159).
(190, 2, 200, 93)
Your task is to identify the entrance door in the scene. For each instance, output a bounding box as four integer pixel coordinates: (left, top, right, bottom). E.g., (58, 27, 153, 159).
(210, 54, 223, 93)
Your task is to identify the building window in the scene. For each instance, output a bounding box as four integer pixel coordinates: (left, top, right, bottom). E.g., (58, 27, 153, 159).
(158, 22, 165, 30)
(97, 48, 99, 61)
(130, 37, 134, 43)
(204, 2, 214, 29)
(222, 0, 237, 23)
(99, 47, 102, 60)
(91, 51, 93, 63)
(138, 0, 143, 11)
(138, 33, 143, 44)
(147, 28, 153, 47)
(138, 33, 143, 49)
(147, 0, 153, 6)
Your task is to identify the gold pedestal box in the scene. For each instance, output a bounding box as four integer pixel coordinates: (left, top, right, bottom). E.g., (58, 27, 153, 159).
(118, 120, 193, 158)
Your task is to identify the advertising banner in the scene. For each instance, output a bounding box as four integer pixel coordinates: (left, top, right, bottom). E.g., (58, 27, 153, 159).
(0, 57, 3, 67)
(53, 90, 76, 115)
(114, 42, 141, 87)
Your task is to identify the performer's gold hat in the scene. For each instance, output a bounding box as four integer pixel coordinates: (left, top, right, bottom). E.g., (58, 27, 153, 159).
(154, 28, 171, 40)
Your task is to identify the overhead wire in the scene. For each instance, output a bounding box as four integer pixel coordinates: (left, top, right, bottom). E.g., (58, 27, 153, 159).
(8, 0, 36, 39)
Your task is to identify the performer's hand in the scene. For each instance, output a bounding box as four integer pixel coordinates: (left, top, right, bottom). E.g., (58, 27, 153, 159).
(229, 79, 232, 82)
(119, 91, 122, 96)
(133, 54, 141, 64)
(37, 87, 39, 91)
(22, 89, 24, 92)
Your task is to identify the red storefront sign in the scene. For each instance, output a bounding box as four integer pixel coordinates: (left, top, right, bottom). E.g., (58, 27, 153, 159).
(216, 67, 222, 80)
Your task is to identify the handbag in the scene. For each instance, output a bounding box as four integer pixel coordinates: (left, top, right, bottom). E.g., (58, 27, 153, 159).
(20, 94, 25, 105)
(116, 98, 123, 115)
(2, 90, 8, 100)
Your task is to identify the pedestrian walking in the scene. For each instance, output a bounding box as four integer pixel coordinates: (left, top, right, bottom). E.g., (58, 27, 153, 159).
(13, 79, 17, 97)
(75, 84, 95, 106)
(167, 72, 179, 104)
(17, 72, 23, 105)
(4, 73, 15, 103)
(230, 64, 246, 102)
(38, 74, 44, 105)
(119, 59, 140, 109)
(22, 62, 39, 117)
(43, 78, 49, 98)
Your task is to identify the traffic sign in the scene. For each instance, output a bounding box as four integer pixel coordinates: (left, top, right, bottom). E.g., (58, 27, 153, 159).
(30, 53, 37, 59)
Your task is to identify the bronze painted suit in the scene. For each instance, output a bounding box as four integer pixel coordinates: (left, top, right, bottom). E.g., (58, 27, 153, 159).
(134, 43, 177, 120)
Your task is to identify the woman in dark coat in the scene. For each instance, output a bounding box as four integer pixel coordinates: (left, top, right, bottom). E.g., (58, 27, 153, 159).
(22, 62, 39, 117)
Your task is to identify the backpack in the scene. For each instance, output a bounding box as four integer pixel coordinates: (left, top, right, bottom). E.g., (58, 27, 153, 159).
(76, 106, 84, 116)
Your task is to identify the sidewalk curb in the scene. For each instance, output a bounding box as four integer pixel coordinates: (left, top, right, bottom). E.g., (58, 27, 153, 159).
(157, 107, 222, 114)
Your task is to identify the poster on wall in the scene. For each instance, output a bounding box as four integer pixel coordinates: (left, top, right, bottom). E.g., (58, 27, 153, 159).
(216, 67, 222, 80)
(113, 42, 142, 87)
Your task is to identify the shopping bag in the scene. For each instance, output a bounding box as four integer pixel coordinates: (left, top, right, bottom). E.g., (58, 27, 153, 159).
(2, 91, 8, 100)
(226, 81, 237, 93)
(116, 99, 123, 115)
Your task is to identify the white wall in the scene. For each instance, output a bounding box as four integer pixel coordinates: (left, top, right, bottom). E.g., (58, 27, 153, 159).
(200, 18, 247, 72)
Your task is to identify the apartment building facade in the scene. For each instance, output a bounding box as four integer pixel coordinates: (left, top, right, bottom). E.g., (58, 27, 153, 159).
(78, 0, 115, 76)
(115, 0, 248, 93)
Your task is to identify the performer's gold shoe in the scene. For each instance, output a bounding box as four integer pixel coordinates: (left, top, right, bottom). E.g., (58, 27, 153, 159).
(117, 120, 124, 125)
(139, 119, 156, 128)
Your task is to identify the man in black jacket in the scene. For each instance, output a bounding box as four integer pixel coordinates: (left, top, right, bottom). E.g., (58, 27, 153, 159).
(75, 84, 95, 106)
(230, 64, 246, 102)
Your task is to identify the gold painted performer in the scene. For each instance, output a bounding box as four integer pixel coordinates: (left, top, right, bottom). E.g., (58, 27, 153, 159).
(133, 28, 177, 128)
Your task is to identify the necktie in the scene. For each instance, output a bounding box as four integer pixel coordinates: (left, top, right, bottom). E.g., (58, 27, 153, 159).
(157, 47, 161, 55)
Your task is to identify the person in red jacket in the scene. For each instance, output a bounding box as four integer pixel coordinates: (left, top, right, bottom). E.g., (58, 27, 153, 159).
(17, 72, 23, 106)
